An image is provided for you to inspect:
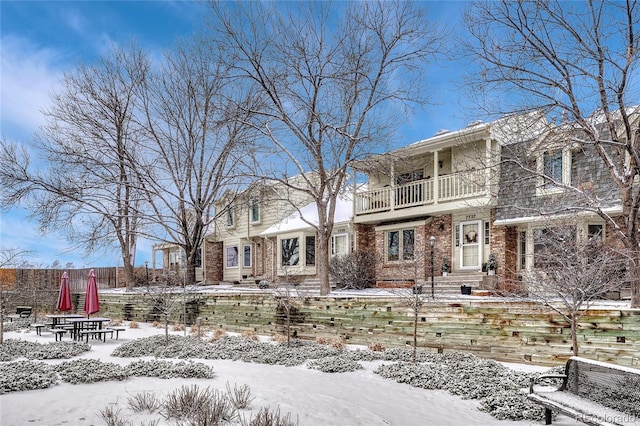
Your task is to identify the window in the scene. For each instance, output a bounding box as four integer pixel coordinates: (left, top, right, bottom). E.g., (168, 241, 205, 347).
(588, 224, 603, 242)
(250, 199, 260, 223)
(543, 151, 563, 187)
(225, 206, 234, 227)
(226, 246, 238, 268)
(306, 236, 316, 266)
(195, 247, 202, 268)
(387, 229, 415, 261)
(519, 231, 526, 270)
(484, 222, 490, 245)
(281, 238, 299, 266)
(243, 245, 252, 267)
(331, 234, 348, 256)
(536, 148, 572, 195)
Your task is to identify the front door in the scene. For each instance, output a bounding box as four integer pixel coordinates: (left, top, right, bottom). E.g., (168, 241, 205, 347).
(460, 221, 482, 270)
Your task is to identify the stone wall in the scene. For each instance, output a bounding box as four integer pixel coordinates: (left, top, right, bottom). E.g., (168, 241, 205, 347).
(96, 292, 640, 367)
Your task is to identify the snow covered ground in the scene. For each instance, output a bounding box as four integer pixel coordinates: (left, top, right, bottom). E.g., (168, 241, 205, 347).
(0, 322, 582, 426)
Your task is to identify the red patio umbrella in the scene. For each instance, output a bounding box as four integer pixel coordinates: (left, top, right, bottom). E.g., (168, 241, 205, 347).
(56, 271, 73, 312)
(84, 269, 100, 318)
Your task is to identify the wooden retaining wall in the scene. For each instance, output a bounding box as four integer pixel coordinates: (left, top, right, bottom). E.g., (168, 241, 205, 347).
(96, 292, 640, 367)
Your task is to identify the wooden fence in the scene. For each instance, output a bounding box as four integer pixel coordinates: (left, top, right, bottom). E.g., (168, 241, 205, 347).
(5, 267, 121, 291)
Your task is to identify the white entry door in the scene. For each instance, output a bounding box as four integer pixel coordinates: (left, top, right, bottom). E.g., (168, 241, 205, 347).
(460, 221, 482, 269)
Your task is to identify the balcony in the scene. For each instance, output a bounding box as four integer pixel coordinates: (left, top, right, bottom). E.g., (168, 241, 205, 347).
(355, 170, 488, 216)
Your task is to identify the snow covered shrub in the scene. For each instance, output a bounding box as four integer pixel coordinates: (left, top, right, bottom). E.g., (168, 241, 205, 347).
(315, 336, 345, 349)
(152, 321, 161, 328)
(479, 389, 545, 421)
(109, 318, 124, 326)
(0, 361, 57, 393)
(226, 382, 254, 409)
(112, 335, 184, 357)
(56, 359, 129, 384)
(1, 318, 30, 332)
(129, 321, 139, 328)
(127, 391, 162, 413)
(127, 360, 214, 379)
(0, 339, 90, 361)
(368, 342, 385, 352)
(162, 385, 237, 425)
(248, 406, 298, 426)
(172, 323, 185, 332)
(375, 362, 447, 390)
(307, 355, 363, 373)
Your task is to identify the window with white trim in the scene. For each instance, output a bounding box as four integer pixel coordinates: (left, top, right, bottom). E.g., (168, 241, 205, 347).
(387, 229, 415, 262)
(536, 148, 572, 195)
(250, 199, 260, 224)
(331, 233, 349, 256)
(281, 237, 299, 266)
(243, 244, 252, 267)
(305, 236, 316, 266)
(225, 205, 234, 227)
(226, 246, 239, 268)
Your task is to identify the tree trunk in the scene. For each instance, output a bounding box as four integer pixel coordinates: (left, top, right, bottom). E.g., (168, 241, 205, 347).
(571, 313, 579, 356)
(630, 256, 640, 308)
(317, 235, 331, 296)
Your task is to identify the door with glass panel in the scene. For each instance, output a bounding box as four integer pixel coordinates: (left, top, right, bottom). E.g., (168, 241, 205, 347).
(460, 221, 482, 269)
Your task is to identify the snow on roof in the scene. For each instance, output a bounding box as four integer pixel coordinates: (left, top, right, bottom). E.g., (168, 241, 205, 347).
(260, 194, 353, 236)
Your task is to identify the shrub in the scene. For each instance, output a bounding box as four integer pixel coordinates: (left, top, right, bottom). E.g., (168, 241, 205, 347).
(208, 328, 227, 342)
(247, 406, 298, 426)
(129, 321, 139, 329)
(226, 382, 254, 409)
(367, 342, 385, 352)
(0, 361, 57, 393)
(307, 355, 363, 373)
(315, 336, 344, 349)
(127, 391, 162, 413)
(56, 359, 129, 384)
(242, 330, 259, 341)
(329, 251, 378, 290)
(161, 385, 237, 425)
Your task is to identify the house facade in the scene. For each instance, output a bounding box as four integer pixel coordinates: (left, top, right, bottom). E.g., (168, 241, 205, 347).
(351, 120, 503, 288)
(203, 176, 354, 286)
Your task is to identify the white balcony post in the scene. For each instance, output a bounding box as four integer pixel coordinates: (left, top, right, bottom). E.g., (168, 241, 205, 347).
(485, 137, 492, 193)
(390, 162, 395, 211)
(433, 150, 439, 204)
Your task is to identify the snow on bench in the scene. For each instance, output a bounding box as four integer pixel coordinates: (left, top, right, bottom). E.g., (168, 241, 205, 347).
(528, 356, 640, 426)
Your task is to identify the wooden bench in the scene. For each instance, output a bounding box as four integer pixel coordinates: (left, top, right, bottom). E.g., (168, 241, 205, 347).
(528, 356, 640, 426)
(107, 327, 126, 340)
(79, 329, 113, 343)
(48, 328, 67, 341)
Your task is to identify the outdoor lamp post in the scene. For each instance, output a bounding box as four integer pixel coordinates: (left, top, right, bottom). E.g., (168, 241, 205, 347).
(145, 261, 149, 289)
(429, 235, 436, 299)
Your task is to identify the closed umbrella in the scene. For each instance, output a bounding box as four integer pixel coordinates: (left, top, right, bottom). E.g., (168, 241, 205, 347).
(84, 269, 100, 318)
(56, 271, 73, 312)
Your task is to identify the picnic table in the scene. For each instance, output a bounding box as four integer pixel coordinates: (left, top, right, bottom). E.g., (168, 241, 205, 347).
(45, 314, 84, 328)
(66, 317, 111, 341)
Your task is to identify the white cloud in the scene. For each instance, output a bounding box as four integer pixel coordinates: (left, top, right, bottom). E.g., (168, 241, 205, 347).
(0, 35, 63, 138)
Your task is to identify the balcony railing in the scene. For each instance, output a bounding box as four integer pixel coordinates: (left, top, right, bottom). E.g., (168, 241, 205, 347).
(355, 170, 487, 215)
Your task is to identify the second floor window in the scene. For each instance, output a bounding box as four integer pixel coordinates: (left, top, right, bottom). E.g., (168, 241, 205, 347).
(543, 151, 563, 187)
(250, 199, 260, 223)
(226, 206, 234, 227)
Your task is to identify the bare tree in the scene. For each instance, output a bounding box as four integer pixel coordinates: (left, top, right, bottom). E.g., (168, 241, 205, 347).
(0, 46, 149, 289)
(522, 219, 628, 356)
(209, 1, 445, 295)
(135, 37, 254, 285)
(463, 0, 640, 306)
(329, 251, 378, 290)
(0, 248, 29, 344)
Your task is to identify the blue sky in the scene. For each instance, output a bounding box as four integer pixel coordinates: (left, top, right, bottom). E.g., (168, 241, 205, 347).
(1, 1, 473, 268)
